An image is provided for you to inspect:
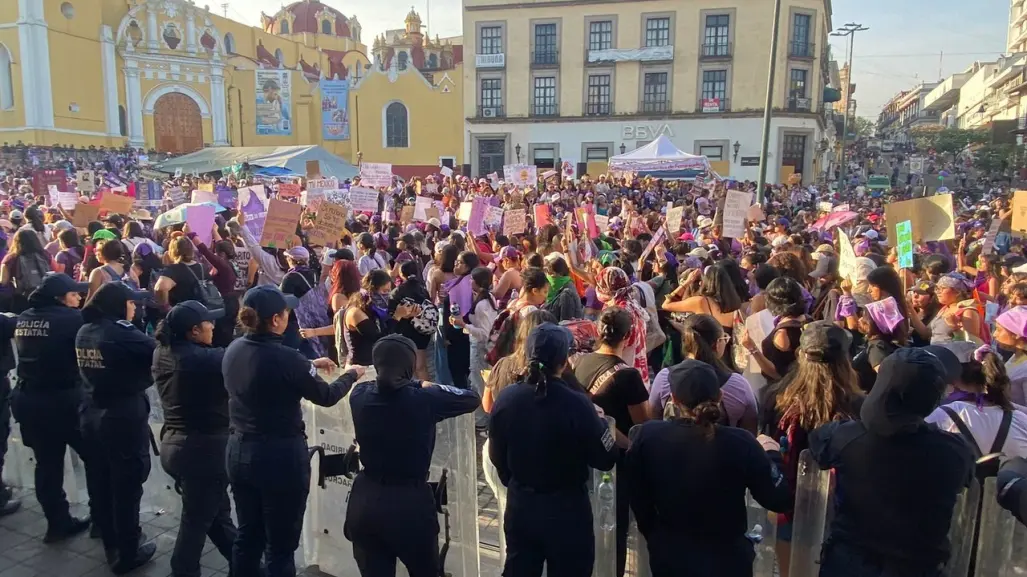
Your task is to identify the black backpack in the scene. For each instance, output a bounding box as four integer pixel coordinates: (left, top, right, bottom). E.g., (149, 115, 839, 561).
(14, 254, 49, 296)
(940, 405, 1012, 480)
(185, 263, 224, 310)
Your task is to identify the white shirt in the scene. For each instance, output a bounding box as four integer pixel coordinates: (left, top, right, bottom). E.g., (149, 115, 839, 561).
(466, 298, 499, 345)
(925, 401, 1027, 461)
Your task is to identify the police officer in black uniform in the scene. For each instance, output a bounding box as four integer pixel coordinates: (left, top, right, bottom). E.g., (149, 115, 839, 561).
(11, 273, 100, 542)
(488, 322, 619, 577)
(344, 334, 480, 576)
(153, 300, 237, 577)
(223, 285, 363, 577)
(76, 281, 158, 574)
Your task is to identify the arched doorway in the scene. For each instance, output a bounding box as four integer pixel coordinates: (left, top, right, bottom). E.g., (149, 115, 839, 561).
(153, 93, 203, 154)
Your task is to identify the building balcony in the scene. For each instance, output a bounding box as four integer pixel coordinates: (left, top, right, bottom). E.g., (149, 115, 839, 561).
(475, 52, 505, 69)
(639, 100, 670, 114)
(477, 105, 505, 119)
(700, 42, 732, 60)
(585, 102, 612, 116)
(788, 97, 812, 112)
(531, 50, 560, 68)
(530, 103, 559, 117)
(788, 40, 816, 60)
(697, 97, 730, 113)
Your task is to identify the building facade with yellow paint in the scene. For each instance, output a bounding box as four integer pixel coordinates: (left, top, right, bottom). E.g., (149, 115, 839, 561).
(462, 0, 839, 183)
(0, 0, 463, 177)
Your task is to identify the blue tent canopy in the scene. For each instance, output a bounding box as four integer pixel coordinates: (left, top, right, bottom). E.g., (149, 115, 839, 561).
(253, 166, 301, 177)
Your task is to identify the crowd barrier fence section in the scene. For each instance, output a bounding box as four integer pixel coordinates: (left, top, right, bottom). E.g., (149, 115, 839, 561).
(973, 477, 1027, 577)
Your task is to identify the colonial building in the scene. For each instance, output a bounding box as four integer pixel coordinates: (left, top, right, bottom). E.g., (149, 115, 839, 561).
(0, 0, 464, 177)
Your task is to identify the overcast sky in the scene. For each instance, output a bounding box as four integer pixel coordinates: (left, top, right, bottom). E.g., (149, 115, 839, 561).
(224, 0, 1012, 121)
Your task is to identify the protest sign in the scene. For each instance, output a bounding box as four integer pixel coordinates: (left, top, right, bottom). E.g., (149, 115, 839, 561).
(99, 192, 134, 215)
(833, 204, 850, 212)
(168, 187, 187, 207)
(440, 166, 454, 178)
(197, 182, 215, 193)
(818, 201, 833, 213)
(504, 164, 537, 187)
(884, 193, 955, 242)
(414, 196, 433, 221)
(425, 206, 441, 221)
(306, 160, 321, 178)
(896, 220, 914, 269)
(34, 169, 67, 195)
(309, 202, 348, 245)
(47, 185, 59, 207)
(425, 183, 439, 195)
(488, 173, 500, 190)
(187, 205, 216, 246)
(666, 206, 684, 233)
(838, 229, 857, 282)
(57, 192, 78, 210)
(722, 190, 753, 239)
(72, 203, 100, 227)
(534, 204, 551, 228)
(134, 181, 163, 209)
(640, 226, 667, 263)
(260, 199, 303, 249)
(468, 198, 488, 235)
(308, 178, 338, 195)
(746, 204, 765, 222)
(359, 163, 393, 188)
(1012, 190, 1027, 235)
(400, 206, 415, 225)
(503, 209, 526, 235)
(457, 202, 473, 222)
(348, 187, 379, 213)
(982, 217, 1003, 256)
(595, 214, 609, 233)
(278, 183, 301, 199)
(216, 186, 236, 209)
(191, 190, 216, 204)
(239, 186, 269, 239)
(174, 168, 183, 178)
(484, 205, 504, 229)
(76, 170, 95, 193)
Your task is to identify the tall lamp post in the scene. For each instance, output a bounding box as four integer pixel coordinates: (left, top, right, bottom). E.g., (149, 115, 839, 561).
(755, 0, 783, 205)
(832, 22, 869, 192)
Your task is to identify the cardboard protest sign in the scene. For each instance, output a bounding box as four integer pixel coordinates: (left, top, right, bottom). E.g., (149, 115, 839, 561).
(308, 202, 348, 245)
(425, 206, 441, 221)
(440, 166, 454, 178)
(981, 217, 1003, 255)
(468, 198, 488, 235)
(534, 204, 551, 228)
(306, 160, 321, 178)
(414, 196, 433, 221)
(1011, 190, 1027, 235)
(57, 192, 78, 210)
(896, 220, 914, 269)
(99, 192, 134, 215)
(307, 177, 338, 199)
(76, 170, 95, 193)
(484, 205, 504, 229)
(348, 187, 379, 213)
(197, 183, 215, 193)
(457, 202, 473, 222)
(238, 186, 269, 239)
(400, 205, 415, 225)
(168, 187, 187, 207)
(884, 193, 955, 243)
(34, 170, 67, 195)
(504, 164, 537, 187)
(259, 199, 303, 249)
(595, 214, 609, 233)
(359, 163, 393, 188)
(72, 203, 100, 227)
(746, 204, 765, 222)
(666, 206, 684, 233)
(187, 204, 216, 246)
(278, 183, 301, 199)
(721, 190, 753, 239)
(640, 226, 667, 263)
(833, 204, 850, 212)
(191, 190, 216, 204)
(838, 229, 857, 283)
(503, 209, 526, 235)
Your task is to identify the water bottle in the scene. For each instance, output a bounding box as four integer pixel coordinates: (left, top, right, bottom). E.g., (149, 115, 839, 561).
(745, 523, 764, 545)
(597, 473, 615, 531)
(449, 302, 461, 324)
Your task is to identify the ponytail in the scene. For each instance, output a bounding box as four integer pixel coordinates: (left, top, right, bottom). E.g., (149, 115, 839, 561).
(980, 350, 1015, 411)
(693, 401, 723, 440)
(523, 360, 557, 398)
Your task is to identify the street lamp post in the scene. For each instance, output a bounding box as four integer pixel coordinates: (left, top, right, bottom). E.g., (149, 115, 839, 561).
(756, 0, 783, 205)
(832, 22, 869, 192)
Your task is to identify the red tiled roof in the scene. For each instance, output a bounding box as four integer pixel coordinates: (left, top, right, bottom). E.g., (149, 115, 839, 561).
(279, 1, 351, 37)
(255, 43, 279, 68)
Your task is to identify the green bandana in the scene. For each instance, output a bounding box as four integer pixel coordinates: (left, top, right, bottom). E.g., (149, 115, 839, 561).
(546, 274, 573, 304)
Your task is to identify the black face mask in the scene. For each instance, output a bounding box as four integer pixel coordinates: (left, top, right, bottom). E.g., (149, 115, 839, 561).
(371, 334, 417, 391)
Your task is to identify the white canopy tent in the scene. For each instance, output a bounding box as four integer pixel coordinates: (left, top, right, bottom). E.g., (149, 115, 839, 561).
(607, 135, 711, 173)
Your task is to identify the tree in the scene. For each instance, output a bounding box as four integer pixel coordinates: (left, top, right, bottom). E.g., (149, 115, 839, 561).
(851, 116, 875, 139)
(973, 143, 1017, 175)
(911, 127, 989, 156)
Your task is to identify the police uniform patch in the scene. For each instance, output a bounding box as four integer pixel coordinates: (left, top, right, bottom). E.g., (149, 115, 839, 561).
(116, 320, 135, 328)
(308, 363, 318, 377)
(600, 428, 615, 451)
(436, 384, 472, 396)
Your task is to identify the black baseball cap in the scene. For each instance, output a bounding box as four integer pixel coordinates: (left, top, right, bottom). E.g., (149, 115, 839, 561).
(165, 300, 224, 335)
(799, 321, 852, 363)
(242, 285, 299, 318)
(526, 323, 573, 368)
(667, 360, 720, 409)
(863, 348, 948, 435)
(34, 273, 88, 299)
(105, 281, 150, 302)
(911, 280, 934, 295)
(923, 344, 964, 384)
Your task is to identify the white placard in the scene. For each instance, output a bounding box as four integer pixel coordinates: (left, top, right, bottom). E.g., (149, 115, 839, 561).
(503, 164, 537, 187)
(440, 166, 454, 178)
(308, 178, 338, 193)
(832, 204, 850, 212)
(413, 196, 433, 221)
(722, 190, 753, 239)
(484, 205, 504, 228)
(359, 163, 393, 188)
(57, 191, 78, 210)
(348, 187, 380, 213)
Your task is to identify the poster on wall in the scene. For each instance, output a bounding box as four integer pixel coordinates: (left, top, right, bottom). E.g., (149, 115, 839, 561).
(255, 70, 292, 136)
(320, 80, 350, 141)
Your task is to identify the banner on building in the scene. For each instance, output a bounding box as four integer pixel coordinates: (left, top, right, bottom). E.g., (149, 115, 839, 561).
(320, 80, 351, 141)
(255, 69, 292, 136)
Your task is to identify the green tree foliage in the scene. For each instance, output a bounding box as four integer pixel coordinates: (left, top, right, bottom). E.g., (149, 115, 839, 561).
(910, 127, 989, 155)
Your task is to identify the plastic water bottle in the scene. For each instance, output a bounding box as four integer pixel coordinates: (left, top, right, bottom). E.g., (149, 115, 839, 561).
(746, 523, 764, 544)
(598, 473, 615, 531)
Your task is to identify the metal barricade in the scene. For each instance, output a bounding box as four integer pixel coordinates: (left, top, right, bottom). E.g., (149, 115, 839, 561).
(972, 477, 1027, 577)
(301, 367, 481, 577)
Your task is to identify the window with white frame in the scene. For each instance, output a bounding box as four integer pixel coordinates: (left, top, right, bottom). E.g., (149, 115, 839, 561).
(645, 17, 670, 47)
(480, 26, 502, 54)
(589, 21, 613, 52)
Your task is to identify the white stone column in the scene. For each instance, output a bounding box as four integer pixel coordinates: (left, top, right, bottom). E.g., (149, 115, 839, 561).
(100, 25, 120, 136)
(210, 63, 228, 146)
(16, 0, 54, 130)
(125, 62, 145, 148)
(185, 7, 197, 55)
(146, 3, 159, 53)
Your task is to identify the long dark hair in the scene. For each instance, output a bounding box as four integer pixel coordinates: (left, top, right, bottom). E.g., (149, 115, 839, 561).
(699, 264, 742, 314)
(961, 349, 1015, 411)
(598, 306, 632, 347)
(470, 266, 496, 313)
(866, 266, 910, 344)
(681, 314, 732, 384)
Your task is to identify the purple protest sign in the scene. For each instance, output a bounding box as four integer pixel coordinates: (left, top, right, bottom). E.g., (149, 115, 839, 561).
(217, 186, 236, 209)
(238, 186, 268, 239)
(186, 204, 216, 246)
(467, 198, 487, 236)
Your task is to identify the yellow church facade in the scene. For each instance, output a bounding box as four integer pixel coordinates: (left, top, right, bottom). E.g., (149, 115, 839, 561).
(0, 0, 464, 177)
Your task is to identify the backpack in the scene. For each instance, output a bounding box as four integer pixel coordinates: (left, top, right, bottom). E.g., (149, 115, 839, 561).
(13, 253, 49, 295)
(485, 302, 534, 367)
(185, 263, 224, 310)
(940, 405, 1012, 480)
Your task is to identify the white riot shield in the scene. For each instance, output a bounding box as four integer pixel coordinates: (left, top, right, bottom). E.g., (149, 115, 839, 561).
(973, 477, 1027, 577)
(624, 513, 650, 577)
(591, 416, 618, 577)
(301, 367, 481, 577)
(788, 449, 832, 577)
(747, 492, 779, 577)
(944, 480, 980, 577)
(140, 387, 179, 516)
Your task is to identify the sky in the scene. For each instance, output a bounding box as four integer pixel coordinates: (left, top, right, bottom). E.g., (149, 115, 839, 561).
(224, 0, 1011, 121)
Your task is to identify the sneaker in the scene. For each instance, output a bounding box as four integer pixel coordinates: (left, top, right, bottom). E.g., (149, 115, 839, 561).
(0, 499, 21, 517)
(43, 517, 91, 544)
(111, 541, 156, 575)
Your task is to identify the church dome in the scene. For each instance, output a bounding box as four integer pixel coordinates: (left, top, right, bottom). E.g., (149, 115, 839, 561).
(276, 0, 351, 37)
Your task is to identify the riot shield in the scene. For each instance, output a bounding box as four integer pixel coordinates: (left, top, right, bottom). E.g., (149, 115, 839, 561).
(973, 477, 1027, 576)
(140, 387, 179, 517)
(747, 492, 779, 577)
(301, 367, 481, 577)
(3, 396, 90, 506)
(788, 449, 832, 577)
(624, 513, 651, 577)
(944, 479, 980, 577)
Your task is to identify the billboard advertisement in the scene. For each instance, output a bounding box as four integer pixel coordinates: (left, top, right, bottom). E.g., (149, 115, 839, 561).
(321, 80, 350, 141)
(255, 69, 292, 136)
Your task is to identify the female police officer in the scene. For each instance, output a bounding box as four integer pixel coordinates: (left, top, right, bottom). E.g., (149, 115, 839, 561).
(223, 284, 364, 577)
(488, 322, 619, 577)
(153, 300, 236, 577)
(76, 281, 158, 574)
(344, 334, 481, 576)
